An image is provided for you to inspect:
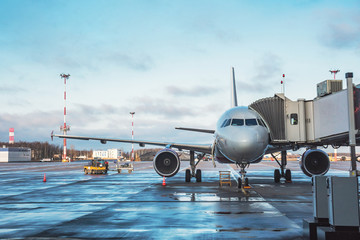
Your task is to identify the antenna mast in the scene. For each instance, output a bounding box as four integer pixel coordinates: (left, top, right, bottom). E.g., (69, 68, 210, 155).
(329, 69, 340, 79)
(130, 112, 135, 161)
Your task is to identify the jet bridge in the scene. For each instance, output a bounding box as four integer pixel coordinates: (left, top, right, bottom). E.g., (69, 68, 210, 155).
(249, 93, 311, 143)
(249, 78, 360, 146)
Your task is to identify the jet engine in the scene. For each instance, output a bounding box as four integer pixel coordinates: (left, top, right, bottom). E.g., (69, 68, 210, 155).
(153, 149, 181, 177)
(299, 149, 330, 177)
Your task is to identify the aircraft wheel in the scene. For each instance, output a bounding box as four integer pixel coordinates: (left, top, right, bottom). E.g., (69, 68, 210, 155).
(244, 177, 249, 186)
(274, 169, 281, 183)
(285, 169, 292, 182)
(104, 170, 107, 174)
(196, 169, 202, 182)
(237, 178, 242, 188)
(185, 169, 191, 182)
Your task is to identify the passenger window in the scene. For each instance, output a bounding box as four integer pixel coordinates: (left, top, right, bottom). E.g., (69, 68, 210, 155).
(231, 119, 244, 126)
(290, 113, 298, 125)
(245, 119, 257, 126)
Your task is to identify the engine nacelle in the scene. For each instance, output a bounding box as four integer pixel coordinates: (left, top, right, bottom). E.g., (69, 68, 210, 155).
(299, 149, 330, 177)
(153, 149, 181, 177)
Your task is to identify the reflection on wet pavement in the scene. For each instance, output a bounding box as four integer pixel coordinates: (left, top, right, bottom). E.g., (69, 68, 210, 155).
(0, 160, 353, 239)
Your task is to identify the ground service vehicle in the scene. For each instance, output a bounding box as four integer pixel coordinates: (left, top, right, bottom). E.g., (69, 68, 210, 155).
(116, 160, 134, 173)
(84, 159, 108, 174)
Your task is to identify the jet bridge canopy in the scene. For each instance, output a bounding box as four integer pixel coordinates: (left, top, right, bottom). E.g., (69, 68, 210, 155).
(249, 94, 286, 141)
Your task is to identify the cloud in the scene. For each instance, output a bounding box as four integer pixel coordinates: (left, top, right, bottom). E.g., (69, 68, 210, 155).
(323, 22, 360, 49)
(0, 85, 25, 94)
(236, 53, 283, 93)
(133, 96, 196, 119)
(103, 52, 154, 71)
(74, 103, 119, 116)
(0, 110, 61, 143)
(319, 12, 360, 49)
(166, 85, 220, 97)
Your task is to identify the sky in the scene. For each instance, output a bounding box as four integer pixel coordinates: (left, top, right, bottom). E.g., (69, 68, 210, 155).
(0, 0, 360, 152)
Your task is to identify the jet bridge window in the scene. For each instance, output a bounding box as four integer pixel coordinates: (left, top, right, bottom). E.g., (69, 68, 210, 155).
(290, 113, 298, 125)
(231, 119, 244, 126)
(245, 118, 258, 126)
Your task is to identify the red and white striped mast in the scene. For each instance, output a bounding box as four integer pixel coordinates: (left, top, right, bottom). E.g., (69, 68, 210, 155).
(130, 112, 135, 161)
(60, 73, 70, 162)
(9, 128, 14, 144)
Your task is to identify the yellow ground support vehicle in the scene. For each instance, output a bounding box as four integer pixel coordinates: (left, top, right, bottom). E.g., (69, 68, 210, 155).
(84, 159, 108, 174)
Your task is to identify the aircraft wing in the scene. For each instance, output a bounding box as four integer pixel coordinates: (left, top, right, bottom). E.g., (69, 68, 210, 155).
(51, 133, 213, 154)
(175, 127, 215, 134)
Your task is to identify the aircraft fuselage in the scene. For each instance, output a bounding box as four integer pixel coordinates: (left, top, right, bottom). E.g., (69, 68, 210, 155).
(214, 107, 269, 164)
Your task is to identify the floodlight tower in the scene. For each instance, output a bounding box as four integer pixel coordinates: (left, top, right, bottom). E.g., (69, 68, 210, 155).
(60, 73, 70, 162)
(329, 69, 340, 79)
(130, 112, 135, 161)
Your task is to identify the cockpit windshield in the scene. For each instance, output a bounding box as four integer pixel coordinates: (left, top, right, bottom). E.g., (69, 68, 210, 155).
(245, 118, 257, 126)
(221, 118, 264, 128)
(231, 119, 244, 126)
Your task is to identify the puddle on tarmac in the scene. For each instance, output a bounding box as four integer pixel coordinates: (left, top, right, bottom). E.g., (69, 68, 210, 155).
(208, 211, 264, 215)
(168, 192, 261, 201)
(216, 227, 288, 232)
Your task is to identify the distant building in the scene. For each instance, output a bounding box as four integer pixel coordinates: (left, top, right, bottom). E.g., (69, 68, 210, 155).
(93, 149, 122, 159)
(0, 147, 31, 162)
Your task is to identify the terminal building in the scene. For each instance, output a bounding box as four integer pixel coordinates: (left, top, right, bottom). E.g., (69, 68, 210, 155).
(93, 149, 122, 159)
(0, 147, 31, 162)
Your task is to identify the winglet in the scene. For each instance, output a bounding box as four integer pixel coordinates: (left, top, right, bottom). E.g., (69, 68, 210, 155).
(51, 131, 54, 141)
(231, 67, 238, 108)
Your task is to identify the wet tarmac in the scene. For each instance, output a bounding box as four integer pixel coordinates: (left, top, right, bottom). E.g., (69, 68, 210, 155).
(0, 160, 356, 239)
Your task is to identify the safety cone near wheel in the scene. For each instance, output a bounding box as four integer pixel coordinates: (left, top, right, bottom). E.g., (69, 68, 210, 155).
(162, 176, 166, 186)
(43, 173, 47, 182)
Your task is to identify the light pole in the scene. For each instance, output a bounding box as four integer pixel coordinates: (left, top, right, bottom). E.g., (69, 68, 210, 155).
(60, 73, 70, 162)
(130, 112, 135, 161)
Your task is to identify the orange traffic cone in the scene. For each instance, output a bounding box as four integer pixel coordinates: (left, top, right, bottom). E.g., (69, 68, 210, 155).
(43, 173, 47, 182)
(162, 176, 166, 186)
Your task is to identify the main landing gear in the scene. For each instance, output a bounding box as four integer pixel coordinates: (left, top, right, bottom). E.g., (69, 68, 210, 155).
(185, 150, 204, 183)
(271, 151, 292, 183)
(237, 163, 250, 188)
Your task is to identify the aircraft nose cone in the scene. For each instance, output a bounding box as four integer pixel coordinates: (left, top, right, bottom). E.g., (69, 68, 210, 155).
(224, 128, 267, 161)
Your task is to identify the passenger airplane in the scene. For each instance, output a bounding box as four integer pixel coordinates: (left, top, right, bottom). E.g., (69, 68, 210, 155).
(52, 68, 331, 188)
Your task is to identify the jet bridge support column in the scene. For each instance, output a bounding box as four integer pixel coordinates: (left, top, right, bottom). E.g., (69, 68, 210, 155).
(346, 72, 359, 177)
(281, 150, 287, 177)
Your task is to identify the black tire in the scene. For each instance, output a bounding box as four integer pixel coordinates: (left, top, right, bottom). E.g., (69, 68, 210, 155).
(104, 170, 107, 174)
(285, 169, 292, 182)
(274, 169, 281, 183)
(196, 169, 202, 182)
(237, 177, 242, 188)
(244, 177, 249, 186)
(185, 169, 191, 182)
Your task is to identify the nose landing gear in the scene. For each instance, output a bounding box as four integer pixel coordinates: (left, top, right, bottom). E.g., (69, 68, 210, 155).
(237, 163, 250, 188)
